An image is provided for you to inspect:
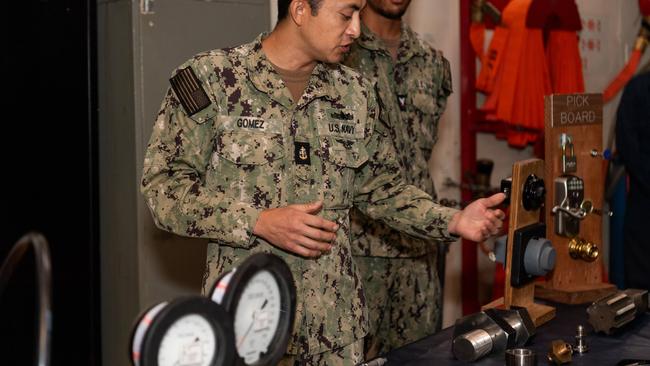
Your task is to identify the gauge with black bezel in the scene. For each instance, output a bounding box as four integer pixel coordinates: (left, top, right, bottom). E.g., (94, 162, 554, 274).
(130, 296, 235, 366)
(210, 253, 296, 366)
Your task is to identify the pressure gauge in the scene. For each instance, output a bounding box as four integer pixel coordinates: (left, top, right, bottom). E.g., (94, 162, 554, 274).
(210, 253, 296, 366)
(131, 297, 235, 366)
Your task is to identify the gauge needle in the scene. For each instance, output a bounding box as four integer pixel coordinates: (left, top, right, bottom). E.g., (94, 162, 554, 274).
(237, 299, 269, 347)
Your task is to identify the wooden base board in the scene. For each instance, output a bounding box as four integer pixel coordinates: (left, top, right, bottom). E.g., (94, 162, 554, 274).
(535, 281, 616, 304)
(481, 297, 504, 311)
(525, 302, 556, 327)
(481, 297, 555, 327)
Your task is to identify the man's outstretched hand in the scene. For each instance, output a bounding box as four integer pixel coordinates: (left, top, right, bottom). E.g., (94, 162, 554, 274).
(253, 201, 339, 258)
(447, 193, 506, 242)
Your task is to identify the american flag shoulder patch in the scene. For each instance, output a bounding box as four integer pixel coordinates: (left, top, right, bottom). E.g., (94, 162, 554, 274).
(169, 67, 211, 116)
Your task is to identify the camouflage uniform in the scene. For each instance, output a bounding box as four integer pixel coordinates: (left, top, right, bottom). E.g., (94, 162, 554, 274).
(344, 24, 453, 356)
(141, 34, 458, 361)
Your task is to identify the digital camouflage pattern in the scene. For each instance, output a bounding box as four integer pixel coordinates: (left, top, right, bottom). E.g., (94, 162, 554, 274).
(141, 33, 458, 356)
(356, 254, 441, 357)
(344, 24, 453, 355)
(346, 23, 453, 258)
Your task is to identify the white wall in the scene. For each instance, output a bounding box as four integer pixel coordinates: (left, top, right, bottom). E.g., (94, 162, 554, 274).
(270, 0, 278, 29)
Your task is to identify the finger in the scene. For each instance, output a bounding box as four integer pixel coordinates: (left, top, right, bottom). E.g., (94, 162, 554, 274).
(304, 214, 339, 232)
(480, 225, 491, 240)
(484, 217, 500, 233)
(484, 209, 497, 221)
(293, 201, 323, 214)
(481, 210, 498, 227)
(490, 215, 503, 229)
(493, 209, 506, 220)
(298, 236, 333, 252)
(484, 193, 506, 208)
(302, 225, 337, 243)
(489, 224, 501, 236)
(486, 210, 503, 227)
(287, 242, 321, 258)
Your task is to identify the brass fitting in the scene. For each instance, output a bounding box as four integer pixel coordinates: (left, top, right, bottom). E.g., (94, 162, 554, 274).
(568, 238, 599, 262)
(636, 16, 650, 52)
(471, 0, 485, 23)
(547, 340, 573, 365)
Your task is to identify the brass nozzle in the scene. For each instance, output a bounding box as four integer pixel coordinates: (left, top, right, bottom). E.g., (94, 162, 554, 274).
(568, 238, 599, 262)
(548, 340, 573, 365)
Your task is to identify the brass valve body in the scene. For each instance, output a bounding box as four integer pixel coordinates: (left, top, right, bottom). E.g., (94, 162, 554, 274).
(568, 238, 599, 262)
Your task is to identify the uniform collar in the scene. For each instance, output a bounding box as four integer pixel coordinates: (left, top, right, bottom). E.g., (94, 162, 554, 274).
(246, 33, 339, 110)
(356, 23, 427, 63)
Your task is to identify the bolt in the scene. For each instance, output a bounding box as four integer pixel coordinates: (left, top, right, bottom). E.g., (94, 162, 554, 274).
(574, 325, 588, 354)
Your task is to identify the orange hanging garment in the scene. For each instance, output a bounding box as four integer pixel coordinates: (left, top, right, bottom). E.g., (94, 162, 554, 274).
(471, 22, 487, 64)
(530, 0, 585, 94)
(476, 25, 509, 93)
(473, 0, 510, 93)
(481, 0, 551, 147)
(546, 31, 585, 93)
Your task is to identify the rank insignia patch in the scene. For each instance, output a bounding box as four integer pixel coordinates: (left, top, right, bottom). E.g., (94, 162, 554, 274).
(170, 67, 211, 116)
(294, 142, 311, 165)
(397, 94, 407, 111)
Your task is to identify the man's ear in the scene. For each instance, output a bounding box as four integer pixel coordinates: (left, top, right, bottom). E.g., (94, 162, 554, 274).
(290, 0, 307, 26)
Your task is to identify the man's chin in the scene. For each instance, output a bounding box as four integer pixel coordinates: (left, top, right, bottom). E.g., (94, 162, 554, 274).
(382, 9, 407, 19)
(326, 53, 345, 64)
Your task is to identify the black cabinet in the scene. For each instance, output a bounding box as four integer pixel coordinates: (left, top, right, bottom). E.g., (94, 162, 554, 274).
(1, 1, 100, 365)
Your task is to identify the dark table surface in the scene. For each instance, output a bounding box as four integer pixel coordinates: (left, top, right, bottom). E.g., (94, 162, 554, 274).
(386, 303, 650, 365)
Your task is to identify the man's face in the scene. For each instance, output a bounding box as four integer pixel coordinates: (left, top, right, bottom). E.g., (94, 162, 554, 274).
(301, 0, 366, 63)
(366, 0, 411, 19)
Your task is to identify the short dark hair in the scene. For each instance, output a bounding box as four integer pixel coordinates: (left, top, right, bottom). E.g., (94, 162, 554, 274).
(277, 0, 324, 22)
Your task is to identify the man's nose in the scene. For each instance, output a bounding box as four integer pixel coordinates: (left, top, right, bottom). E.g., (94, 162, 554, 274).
(347, 12, 361, 39)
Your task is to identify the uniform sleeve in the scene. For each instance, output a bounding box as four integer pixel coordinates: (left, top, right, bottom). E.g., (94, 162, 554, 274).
(425, 52, 453, 141)
(615, 73, 650, 194)
(434, 54, 453, 122)
(140, 63, 261, 248)
(353, 85, 460, 241)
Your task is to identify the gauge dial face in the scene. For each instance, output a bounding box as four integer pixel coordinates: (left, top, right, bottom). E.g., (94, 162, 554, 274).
(157, 314, 216, 366)
(234, 270, 282, 364)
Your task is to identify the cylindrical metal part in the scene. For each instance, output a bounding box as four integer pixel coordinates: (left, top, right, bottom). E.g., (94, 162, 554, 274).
(588, 291, 636, 334)
(587, 289, 648, 334)
(452, 329, 494, 362)
(494, 235, 508, 264)
(574, 325, 588, 354)
(505, 348, 537, 366)
(501, 312, 525, 345)
(524, 237, 556, 276)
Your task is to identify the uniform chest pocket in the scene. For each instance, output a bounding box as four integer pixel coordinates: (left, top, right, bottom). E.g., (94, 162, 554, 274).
(411, 92, 437, 115)
(212, 130, 285, 208)
(411, 92, 439, 148)
(217, 130, 284, 165)
(321, 137, 369, 210)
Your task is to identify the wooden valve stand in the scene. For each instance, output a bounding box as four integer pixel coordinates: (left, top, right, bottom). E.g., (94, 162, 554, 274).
(483, 159, 555, 327)
(535, 93, 616, 304)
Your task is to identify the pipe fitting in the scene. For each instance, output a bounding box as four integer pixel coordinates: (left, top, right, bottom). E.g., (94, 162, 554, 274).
(568, 237, 599, 262)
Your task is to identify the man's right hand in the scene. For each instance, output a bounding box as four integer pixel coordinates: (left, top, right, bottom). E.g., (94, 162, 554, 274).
(252, 201, 339, 258)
